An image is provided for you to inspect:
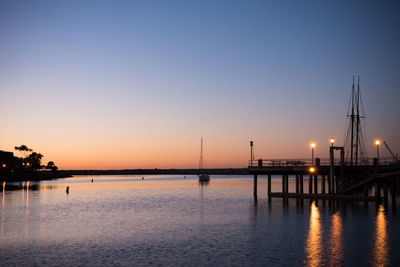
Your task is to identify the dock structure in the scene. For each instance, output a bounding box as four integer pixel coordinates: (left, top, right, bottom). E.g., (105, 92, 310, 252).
(248, 77, 400, 202)
(248, 155, 400, 202)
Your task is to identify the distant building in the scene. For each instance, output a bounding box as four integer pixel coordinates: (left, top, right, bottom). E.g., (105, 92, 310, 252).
(0, 150, 18, 174)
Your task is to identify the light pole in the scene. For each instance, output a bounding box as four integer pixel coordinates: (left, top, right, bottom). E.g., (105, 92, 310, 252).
(250, 141, 254, 167)
(311, 143, 316, 166)
(375, 140, 380, 165)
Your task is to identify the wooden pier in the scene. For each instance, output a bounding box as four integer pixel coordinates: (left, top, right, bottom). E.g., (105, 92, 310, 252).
(249, 156, 400, 202)
(247, 78, 400, 203)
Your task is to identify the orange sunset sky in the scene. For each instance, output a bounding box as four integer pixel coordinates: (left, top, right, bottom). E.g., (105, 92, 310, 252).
(1, 1, 399, 169)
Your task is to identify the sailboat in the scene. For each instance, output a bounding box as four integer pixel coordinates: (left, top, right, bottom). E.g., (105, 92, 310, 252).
(198, 137, 210, 182)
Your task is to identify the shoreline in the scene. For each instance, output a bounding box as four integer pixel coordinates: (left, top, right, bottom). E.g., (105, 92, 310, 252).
(1, 168, 249, 182)
(1, 171, 73, 182)
(60, 168, 249, 176)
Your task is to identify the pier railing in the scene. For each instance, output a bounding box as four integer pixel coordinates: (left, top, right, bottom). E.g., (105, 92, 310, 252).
(249, 157, 398, 167)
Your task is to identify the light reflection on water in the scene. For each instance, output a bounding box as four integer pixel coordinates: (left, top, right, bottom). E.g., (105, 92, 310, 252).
(1, 184, 4, 234)
(24, 182, 29, 245)
(305, 201, 322, 267)
(329, 211, 343, 266)
(0, 175, 398, 266)
(372, 205, 389, 267)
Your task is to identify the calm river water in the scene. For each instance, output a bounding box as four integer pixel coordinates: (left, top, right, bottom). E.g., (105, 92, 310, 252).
(1, 175, 399, 266)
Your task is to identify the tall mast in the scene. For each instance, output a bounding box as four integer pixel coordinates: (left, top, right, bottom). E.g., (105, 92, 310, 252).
(345, 75, 367, 166)
(199, 137, 203, 170)
(355, 76, 360, 165)
(350, 76, 355, 166)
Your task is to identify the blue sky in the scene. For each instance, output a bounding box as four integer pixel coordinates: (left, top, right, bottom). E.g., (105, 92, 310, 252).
(0, 0, 399, 169)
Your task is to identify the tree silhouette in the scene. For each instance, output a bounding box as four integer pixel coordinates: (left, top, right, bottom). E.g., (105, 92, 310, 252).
(26, 152, 43, 171)
(13, 144, 59, 173)
(14, 145, 33, 158)
(46, 161, 58, 171)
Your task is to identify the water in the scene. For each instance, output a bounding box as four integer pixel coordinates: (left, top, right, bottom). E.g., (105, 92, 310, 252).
(1, 175, 399, 266)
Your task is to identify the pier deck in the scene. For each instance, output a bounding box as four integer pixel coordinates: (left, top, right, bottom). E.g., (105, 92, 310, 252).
(249, 158, 400, 202)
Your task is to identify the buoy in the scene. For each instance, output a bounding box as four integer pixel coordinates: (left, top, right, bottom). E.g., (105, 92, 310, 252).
(66, 186, 69, 194)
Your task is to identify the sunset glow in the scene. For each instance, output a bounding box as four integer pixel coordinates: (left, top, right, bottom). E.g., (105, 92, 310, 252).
(0, 2, 399, 266)
(0, 1, 399, 169)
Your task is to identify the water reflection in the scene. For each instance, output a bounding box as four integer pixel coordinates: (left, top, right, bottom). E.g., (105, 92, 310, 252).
(372, 205, 389, 267)
(198, 181, 210, 187)
(329, 211, 343, 265)
(3, 182, 49, 192)
(24, 181, 30, 244)
(1, 175, 399, 266)
(305, 201, 322, 267)
(1, 183, 4, 234)
(2, 182, 5, 209)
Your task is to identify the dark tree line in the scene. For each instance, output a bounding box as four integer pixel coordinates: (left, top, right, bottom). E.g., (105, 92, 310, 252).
(14, 145, 57, 171)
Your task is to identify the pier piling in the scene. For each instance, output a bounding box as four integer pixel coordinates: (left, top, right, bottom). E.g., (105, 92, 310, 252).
(384, 183, 389, 205)
(285, 175, 289, 194)
(375, 183, 381, 200)
(314, 175, 318, 194)
(282, 175, 285, 194)
(268, 174, 271, 199)
(300, 175, 303, 194)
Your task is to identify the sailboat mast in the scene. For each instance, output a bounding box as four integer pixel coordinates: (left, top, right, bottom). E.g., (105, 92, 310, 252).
(350, 76, 355, 166)
(199, 137, 203, 170)
(355, 76, 360, 165)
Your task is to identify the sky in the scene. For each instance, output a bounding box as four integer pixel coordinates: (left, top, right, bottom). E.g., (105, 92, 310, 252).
(0, 0, 399, 169)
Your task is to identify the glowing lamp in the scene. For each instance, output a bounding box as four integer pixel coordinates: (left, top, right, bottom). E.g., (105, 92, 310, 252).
(310, 143, 316, 148)
(330, 138, 335, 144)
(375, 140, 381, 146)
(1, 163, 6, 168)
(309, 167, 316, 173)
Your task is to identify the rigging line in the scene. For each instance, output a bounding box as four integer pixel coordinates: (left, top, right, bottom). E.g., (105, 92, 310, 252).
(385, 137, 400, 142)
(359, 89, 366, 117)
(346, 86, 353, 116)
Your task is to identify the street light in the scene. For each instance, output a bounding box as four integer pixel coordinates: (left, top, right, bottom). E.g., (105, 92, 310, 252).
(309, 167, 316, 173)
(1, 163, 6, 168)
(250, 141, 254, 167)
(375, 140, 380, 165)
(310, 143, 316, 166)
(330, 138, 335, 147)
